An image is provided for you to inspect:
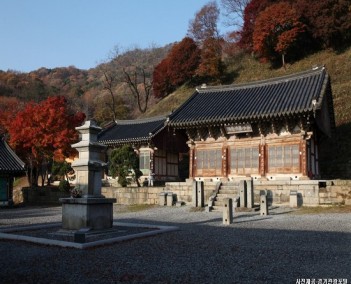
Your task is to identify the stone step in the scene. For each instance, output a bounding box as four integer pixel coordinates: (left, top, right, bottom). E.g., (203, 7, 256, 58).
(215, 194, 238, 199)
(219, 189, 239, 194)
(222, 181, 240, 186)
(220, 184, 239, 190)
(212, 205, 224, 212)
(213, 200, 224, 206)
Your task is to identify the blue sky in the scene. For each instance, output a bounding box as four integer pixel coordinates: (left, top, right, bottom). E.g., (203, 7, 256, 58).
(0, 0, 229, 72)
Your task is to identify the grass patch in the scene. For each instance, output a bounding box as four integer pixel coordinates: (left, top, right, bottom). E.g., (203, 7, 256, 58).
(141, 85, 194, 118)
(292, 205, 351, 214)
(189, 207, 205, 212)
(116, 204, 158, 213)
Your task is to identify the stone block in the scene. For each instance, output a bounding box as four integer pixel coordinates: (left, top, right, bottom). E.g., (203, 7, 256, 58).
(290, 180, 319, 185)
(167, 192, 174, 206)
(303, 197, 319, 205)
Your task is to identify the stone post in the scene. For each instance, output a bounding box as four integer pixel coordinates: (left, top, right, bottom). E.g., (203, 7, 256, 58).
(159, 192, 167, 206)
(246, 179, 254, 209)
(239, 180, 247, 208)
(196, 181, 204, 207)
(223, 198, 233, 225)
(192, 181, 197, 207)
(260, 191, 269, 216)
(290, 190, 298, 208)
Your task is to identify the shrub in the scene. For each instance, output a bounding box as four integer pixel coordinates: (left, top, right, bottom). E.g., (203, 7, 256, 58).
(58, 180, 71, 192)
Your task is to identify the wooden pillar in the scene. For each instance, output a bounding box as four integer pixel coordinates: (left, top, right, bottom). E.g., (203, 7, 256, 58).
(300, 140, 308, 177)
(189, 148, 195, 178)
(222, 146, 228, 177)
(259, 144, 265, 177)
(150, 149, 154, 175)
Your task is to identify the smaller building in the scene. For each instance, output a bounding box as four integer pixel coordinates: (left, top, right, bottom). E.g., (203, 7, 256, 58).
(0, 138, 25, 206)
(98, 116, 188, 185)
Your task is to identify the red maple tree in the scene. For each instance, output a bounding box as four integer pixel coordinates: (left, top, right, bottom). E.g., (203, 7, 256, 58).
(8, 96, 85, 186)
(196, 37, 224, 82)
(252, 2, 306, 67)
(0, 96, 24, 135)
(153, 37, 200, 98)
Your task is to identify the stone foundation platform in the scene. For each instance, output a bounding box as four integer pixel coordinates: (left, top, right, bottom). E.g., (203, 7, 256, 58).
(60, 197, 116, 230)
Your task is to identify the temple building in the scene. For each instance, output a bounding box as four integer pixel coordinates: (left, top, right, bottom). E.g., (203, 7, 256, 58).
(98, 116, 188, 184)
(99, 66, 335, 184)
(0, 138, 25, 205)
(168, 66, 335, 181)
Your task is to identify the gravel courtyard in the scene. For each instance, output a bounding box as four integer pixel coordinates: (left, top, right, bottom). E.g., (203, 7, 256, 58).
(0, 205, 350, 284)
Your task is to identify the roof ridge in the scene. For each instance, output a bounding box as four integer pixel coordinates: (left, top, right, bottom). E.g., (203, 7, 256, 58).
(196, 66, 326, 93)
(0, 139, 25, 170)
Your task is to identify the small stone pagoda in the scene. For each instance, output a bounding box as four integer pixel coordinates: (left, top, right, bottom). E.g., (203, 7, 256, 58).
(60, 120, 116, 230)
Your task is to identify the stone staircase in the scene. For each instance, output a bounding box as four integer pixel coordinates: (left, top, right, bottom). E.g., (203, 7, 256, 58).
(210, 181, 240, 212)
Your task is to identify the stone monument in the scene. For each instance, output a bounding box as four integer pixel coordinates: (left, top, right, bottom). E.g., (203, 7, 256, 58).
(60, 120, 116, 230)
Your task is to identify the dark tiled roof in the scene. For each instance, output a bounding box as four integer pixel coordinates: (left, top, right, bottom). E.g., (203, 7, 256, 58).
(0, 139, 25, 175)
(168, 66, 330, 128)
(98, 116, 167, 146)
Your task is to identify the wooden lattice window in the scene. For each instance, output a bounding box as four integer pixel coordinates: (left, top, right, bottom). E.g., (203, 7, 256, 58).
(196, 149, 222, 170)
(268, 144, 300, 173)
(230, 147, 259, 175)
(139, 150, 150, 175)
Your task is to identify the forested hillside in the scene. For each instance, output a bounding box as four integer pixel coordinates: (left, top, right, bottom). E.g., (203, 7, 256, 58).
(0, 45, 171, 127)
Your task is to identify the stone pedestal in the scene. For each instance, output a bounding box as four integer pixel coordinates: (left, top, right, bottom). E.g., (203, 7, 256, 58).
(61, 197, 116, 230)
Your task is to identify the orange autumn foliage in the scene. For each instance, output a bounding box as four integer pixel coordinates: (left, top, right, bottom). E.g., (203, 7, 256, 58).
(8, 96, 85, 164)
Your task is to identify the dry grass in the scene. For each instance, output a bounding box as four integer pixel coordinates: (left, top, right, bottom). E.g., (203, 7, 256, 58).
(141, 85, 194, 118)
(116, 204, 158, 213)
(292, 205, 351, 215)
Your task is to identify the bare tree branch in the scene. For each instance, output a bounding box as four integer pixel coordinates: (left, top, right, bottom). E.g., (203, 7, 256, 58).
(123, 67, 152, 113)
(220, 0, 250, 28)
(102, 71, 117, 121)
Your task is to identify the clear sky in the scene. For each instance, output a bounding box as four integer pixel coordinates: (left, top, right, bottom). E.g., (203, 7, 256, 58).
(0, 0, 229, 73)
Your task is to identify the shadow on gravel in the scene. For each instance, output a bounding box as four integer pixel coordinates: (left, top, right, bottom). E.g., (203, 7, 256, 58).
(0, 206, 61, 220)
(0, 207, 350, 283)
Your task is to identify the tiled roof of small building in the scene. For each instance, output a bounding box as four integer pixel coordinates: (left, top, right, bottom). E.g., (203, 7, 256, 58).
(0, 138, 25, 175)
(98, 116, 167, 146)
(168, 66, 331, 128)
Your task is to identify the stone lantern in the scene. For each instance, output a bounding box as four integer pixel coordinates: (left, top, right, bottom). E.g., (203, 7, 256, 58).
(60, 120, 116, 230)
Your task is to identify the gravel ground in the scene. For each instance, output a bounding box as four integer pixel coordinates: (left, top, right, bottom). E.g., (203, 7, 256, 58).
(0, 205, 350, 284)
